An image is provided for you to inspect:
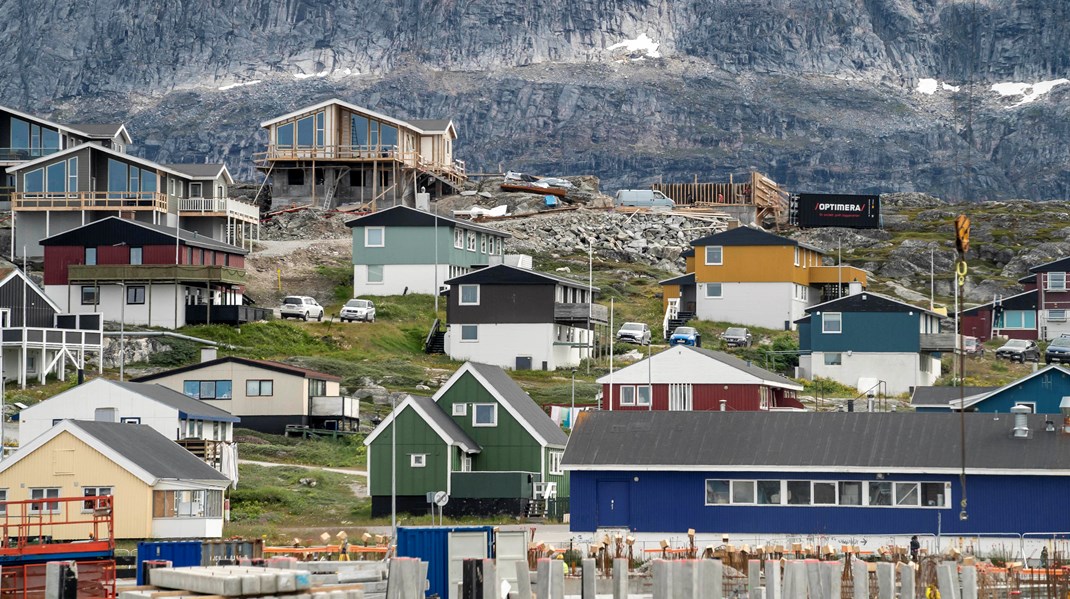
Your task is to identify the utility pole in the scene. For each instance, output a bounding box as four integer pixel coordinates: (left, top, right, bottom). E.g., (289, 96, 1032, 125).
(954, 214, 970, 523)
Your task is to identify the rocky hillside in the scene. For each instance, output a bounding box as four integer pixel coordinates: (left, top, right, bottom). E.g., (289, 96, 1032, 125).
(3, 1, 1070, 199)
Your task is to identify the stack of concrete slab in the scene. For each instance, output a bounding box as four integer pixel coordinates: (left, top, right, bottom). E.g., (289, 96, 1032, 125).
(119, 565, 372, 599)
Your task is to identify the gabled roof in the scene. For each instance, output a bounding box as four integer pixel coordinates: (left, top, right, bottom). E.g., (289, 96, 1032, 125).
(444, 264, 598, 291)
(344, 205, 507, 237)
(1029, 256, 1070, 274)
(961, 289, 1038, 315)
(133, 356, 340, 384)
(690, 226, 824, 254)
(0, 104, 121, 143)
(910, 385, 999, 408)
(68, 123, 133, 144)
(409, 119, 456, 135)
(40, 216, 248, 255)
(112, 381, 239, 421)
(363, 394, 481, 453)
(0, 420, 229, 484)
(0, 268, 62, 313)
(659, 272, 695, 286)
(680, 248, 695, 258)
(596, 345, 803, 391)
(948, 365, 1070, 410)
(164, 163, 234, 184)
(6, 141, 193, 180)
(435, 362, 568, 447)
(562, 411, 1070, 475)
(803, 291, 942, 318)
(259, 99, 456, 137)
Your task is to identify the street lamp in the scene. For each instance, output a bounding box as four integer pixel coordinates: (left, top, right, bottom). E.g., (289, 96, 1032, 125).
(117, 282, 126, 382)
(391, 392, 397, 543)
(570, 369, 576, 430)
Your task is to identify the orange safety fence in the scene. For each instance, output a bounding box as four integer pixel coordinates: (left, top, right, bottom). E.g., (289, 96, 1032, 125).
(264, 545, 387, 557)
(0, 560, 115, 599)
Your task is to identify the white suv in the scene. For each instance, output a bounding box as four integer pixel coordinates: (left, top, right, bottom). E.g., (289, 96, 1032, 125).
(280, 296, 324, 321)
(340, 299, 376, 322)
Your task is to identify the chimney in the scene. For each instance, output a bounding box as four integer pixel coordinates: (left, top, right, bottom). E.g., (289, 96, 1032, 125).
(846, 399, 854, 412)
(200, 346, 218, 363)
(848, 281, 863, 296)
(719, 400, 726, 412)
(1010, 404, 1031, 439)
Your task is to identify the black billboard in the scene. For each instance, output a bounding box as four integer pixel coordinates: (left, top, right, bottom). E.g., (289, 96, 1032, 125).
(793, 193, 881, 229)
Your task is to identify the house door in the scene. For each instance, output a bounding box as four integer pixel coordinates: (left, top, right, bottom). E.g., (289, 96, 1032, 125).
(596, 480, 630, 528)
(515, 356, 532, 370)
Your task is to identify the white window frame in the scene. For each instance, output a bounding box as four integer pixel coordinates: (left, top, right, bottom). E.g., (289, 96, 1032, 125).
(472, 403, 498, 427)
(367, 264, 384, 284)
(549, 451, 564, 475)
(1014, 402, 1036, 413)
(410, 454, 427, 468)
(619, 385, 636, 406)
(460, 455, 472, 472)
(822, 312, 842, 334)
(704, 283, 722, 299)
(824, 352, 842, 366)
(1047, 272, 1067, 291)
(794, 247, 800, 266)
(705, 479, 730, 505)
(731, 480, 756, 505)
(480, 234, 487, 253)
(458, 284, 480, 305)
(704, 246, 723, 266)
(460, 324, 478, 342)
(467, 231, 476, 251)
(0, 489, 6, 514)
(454, 228, 464, 249)
(1049, 309, 1067, 322)
(364, 226, 385, 248)
(30, 488, 60, 514)
(82, 486, 112, 513)
(812, 481, 838, 505)
(636, 385, 652, 406)
(452, 403, 468, 416)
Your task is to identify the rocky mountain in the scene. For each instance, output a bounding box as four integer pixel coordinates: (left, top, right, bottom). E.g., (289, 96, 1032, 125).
(3, 0, 1070, 199)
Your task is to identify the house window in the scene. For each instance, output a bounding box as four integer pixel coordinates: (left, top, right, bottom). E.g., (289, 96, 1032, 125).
(459, 284, 480, 305)
(921, 482, 947, 507)
(467, 232, 476, 251)
(1048, 272, 1067, 291)
(0, 489, 6, 514)
(824, 353, 842, 366)
(287, 169, 304, 186)
(152, 490, 219, 518)
(757, 480, 782, 505)
(895, 482, 920, 506)
(309, 379, 327, 397)
(839, 481, 863, 505)
(668, 383, 693, 411)
(549, 451, 564, 475)
(786, 480, 811, 505)
(126, 285, 145, 305)
(460, 325, 478, 341)
(82, 487, 112, 512)
(461, 455, 472, 472)
(822, 312, 842, 334)
(81, 286, 98, 305)
(454, 228, 464, 249)
(410, 454, 427, 468)
(367, 265, 384, 284)
(190, 182, 202, 198)
(705, 246, 723, 265)
(704, 283, 722, 299)
(995, 310, 1036, 329)
(130, 247, 143, 265)
(868, 481, 892, 506)
(365, 227, 385, 247)
(183, 380, 233, 400)
(276, 122, 294, 147)
(636, 385, 651, 406)
(705, 480, 730, 505)
(732, 480, 756, 504)
(30, 488, 60, 514)
(472, 403, 497, 427)
(794, 247, 800, 266)
(1049, 309, 1067, 322)
(120, 417, 141, 424)
(85, 247, 97, 265)
(246, 380, 274, 396)
(480, 234, 487, 253)
(620, 386, 636, 406)
(813, 482, 837, 505)
(452, 403, 467, 416)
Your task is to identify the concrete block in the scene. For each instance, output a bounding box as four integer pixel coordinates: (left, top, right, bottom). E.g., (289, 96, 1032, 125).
(898, 563, 915, 599)
(653, 560, 674, 599)
(612, 558, 628, 599)
(961, 565, 977, 599)
(241, 574, 262, 596)
(698, 559, 723, 599)
(785, 561, 807, 599)
(852, 559, 869, 599)
(549, 558, 564, 599)
(676, 560, 699, 599)
(536, 559, 552, 599)
(295, 570, 312, 590)
(937, 564, 960, 599)
(764, 559, 780, 599)
(825, 562, 841, 599)
(514, 560, 533, 599)
(877, 562, 895, 599)
(805, 560, 822, 599)
(748, 560, 761, 598)
(278, 572, 298, 593)
(482, 559, 499, 599)
(581, 558, 596, 599)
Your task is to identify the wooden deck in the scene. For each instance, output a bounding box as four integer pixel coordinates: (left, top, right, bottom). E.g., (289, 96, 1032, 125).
(254, 144, 467, 184)
(652, 171, 789, 223)
(13, 192, 169, 212)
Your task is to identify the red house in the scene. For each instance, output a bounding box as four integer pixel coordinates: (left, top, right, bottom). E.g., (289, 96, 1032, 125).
(598, 345, 805, 411)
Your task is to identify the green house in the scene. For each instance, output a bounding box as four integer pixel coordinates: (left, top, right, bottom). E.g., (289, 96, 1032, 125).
(364, 361, 568, 517)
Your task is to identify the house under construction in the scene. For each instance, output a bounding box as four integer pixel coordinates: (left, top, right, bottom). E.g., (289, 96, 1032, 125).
(255, 99, 467, 212)
(652, 171, 789, 225)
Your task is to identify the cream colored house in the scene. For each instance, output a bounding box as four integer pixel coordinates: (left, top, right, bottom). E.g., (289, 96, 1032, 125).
(0, 420, 230, 539)
(133, 354, 356, 434)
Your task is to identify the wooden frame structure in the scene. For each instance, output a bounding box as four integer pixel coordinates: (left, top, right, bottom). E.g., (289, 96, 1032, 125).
(652, 171, 789, 224)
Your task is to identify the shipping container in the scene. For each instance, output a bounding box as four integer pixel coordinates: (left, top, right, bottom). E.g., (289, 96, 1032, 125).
(396, 526, 495, 599)
(136, 541, 201, 584)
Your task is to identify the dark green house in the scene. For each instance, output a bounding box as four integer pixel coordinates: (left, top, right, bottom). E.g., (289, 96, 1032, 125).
(364, 361, 568, 517)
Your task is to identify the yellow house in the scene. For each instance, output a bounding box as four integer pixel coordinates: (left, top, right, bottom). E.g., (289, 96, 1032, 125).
(660, 226, 867, 331)
(0, 420, 230, 539)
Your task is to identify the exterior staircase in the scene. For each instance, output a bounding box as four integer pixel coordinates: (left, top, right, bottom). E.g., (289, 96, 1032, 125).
(665, 310, 695, 340)
(424, 319, 446, 354)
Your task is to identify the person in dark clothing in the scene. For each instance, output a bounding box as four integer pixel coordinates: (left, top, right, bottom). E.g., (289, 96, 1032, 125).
(910, 536, 921, 562)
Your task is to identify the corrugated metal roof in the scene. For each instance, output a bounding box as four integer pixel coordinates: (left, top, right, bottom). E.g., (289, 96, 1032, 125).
(467, 362, 568, 446)
(445, 264, 598, 291)
(70, 420, 230, 481)
(910, 386, 998, 407)
(804, 291, 942, 318)
(111, 381, 238, 421)
(597, 345, 802, 390)
(409, 119, 453, 132)
(134, 357, 341, 383)
(344, 205, 508, 237)
(164, 163, 228, 179)
(562, 411, 1070, 472)
(40, 216, 248, 255)
(68, 124, 124, 138)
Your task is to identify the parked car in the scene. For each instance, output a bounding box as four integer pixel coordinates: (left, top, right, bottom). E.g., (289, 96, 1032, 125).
(340, 298, 376, 322)
(995, 339, 1040, 363)
(669, 326, 701, 347)
(280, 296, 324, 321)
(616, 322, 651, 345)
(614, 189, 676, 208)
(962, 335, 985, 356)
(720, 327, 752, 348)
(1045, 336, 1070, 364)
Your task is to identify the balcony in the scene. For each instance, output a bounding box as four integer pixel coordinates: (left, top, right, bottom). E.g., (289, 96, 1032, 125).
(67, 264, 246, 285)
(253, 145, 467, 182)
(310, 396, 359, 419)
(808, 265, 868, 286)
(180, 197, 260, 223)
(1, 326, 103, 349)
(920, 333, 959, 352)
(554, 302, 609, 325)
(186, 305, 272, 325)
(0, 147, 64, 163)
(13, 191, 169, 212)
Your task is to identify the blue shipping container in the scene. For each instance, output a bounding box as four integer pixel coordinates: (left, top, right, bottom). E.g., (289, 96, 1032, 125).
(136, 541, 202, 584)
(396, 526, 495, 599)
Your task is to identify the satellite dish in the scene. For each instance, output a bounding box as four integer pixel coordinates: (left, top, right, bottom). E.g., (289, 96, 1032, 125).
(433, 491, 449, 507)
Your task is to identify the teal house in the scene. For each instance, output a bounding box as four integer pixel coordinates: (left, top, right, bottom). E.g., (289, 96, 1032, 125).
(344, 206, 510, 297)
(917, 365, 1070, 413)
(364, 361, 568, 517)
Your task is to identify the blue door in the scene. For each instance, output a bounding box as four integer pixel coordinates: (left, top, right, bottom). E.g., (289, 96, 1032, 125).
(596, 480, 630, 528)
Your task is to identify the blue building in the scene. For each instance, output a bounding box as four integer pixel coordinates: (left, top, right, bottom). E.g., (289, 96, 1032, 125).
(914, 365, 1070, 413)
(796, 291, 949, 395)
(563, 411, 1070, 536)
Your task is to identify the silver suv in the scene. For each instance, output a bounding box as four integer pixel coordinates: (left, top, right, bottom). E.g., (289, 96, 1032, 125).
(280, 296, 324, 321)
(340, 298, 376, 322)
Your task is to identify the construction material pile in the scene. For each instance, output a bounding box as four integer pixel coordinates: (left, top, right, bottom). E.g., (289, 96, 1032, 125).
(125, 560, 390, 599)
(261, 208, 353, 241)
(437, 174, 613, 217)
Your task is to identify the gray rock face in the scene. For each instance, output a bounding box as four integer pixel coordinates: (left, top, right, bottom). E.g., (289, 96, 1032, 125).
(3, 1, 1070, 199)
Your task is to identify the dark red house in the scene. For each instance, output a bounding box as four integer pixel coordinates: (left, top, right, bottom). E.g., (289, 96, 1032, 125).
(597, 345, 805, 411)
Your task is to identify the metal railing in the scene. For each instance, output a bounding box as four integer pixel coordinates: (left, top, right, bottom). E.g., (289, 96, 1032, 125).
(179, 197, 260, 221)
(13, 191, 169, 212)
(1, 326, 103, 349)
(255, 144, 467, 179)
(67, 264, 246, 285)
